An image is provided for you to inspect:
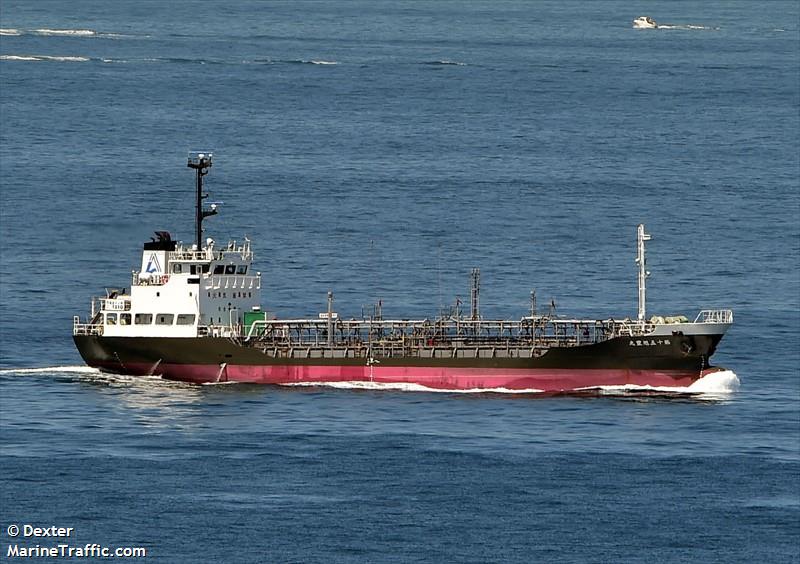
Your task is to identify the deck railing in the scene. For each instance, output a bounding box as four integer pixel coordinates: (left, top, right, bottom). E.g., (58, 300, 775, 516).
(240, 315, 659, 349)
(694, 309, 734, 324)
(73, 316, 103, 336)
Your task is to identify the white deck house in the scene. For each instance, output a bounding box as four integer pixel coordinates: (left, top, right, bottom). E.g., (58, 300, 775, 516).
(79, 234, 262, 338)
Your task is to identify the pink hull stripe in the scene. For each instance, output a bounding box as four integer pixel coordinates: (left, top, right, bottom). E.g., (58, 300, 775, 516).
(96, 362, 705, 391)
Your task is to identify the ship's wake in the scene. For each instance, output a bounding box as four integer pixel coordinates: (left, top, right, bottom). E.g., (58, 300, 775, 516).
(656, 24, 717, 31)
(0, 366, 194, 390)
(0, 365, 101, 375)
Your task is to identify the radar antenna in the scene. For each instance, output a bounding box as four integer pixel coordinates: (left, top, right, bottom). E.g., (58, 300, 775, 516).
(187, 151, 217, 249)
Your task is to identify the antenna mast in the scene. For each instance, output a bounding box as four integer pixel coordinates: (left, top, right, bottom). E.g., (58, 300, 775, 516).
(636, 224, 652, 322)
(187, 151, 217, 249)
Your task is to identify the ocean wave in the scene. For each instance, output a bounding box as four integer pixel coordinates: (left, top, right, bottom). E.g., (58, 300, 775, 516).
(0, 54, 89, 62)
(1, 28, 139, 38)
(0, 55, 341, 66)
(284, 59, 338, 65)
(0, 55, 40, 61)
(247, 58, 339, 66)
(423, 60, 466, 66)
(31, 28, 97, 36)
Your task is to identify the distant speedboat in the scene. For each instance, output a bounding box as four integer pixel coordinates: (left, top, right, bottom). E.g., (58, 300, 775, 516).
(633, 16, 658, 29)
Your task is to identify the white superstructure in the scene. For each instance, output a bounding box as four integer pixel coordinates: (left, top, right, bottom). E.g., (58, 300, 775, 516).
(78, 234, 262, 338)
(73, 151, 264, 339)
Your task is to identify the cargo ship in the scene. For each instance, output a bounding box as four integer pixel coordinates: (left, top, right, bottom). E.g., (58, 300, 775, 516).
(73, 153, 734, 391)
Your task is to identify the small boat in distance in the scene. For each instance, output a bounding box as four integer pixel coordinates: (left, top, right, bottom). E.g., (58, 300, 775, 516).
(73, 153, 734, 392)
(633, 16, 658, 29)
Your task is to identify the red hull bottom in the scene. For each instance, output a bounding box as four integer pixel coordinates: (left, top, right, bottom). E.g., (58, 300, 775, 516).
(90, 362, 720, 392)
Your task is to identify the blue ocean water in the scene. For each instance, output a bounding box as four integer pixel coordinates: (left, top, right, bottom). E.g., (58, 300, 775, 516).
(1, 1, 798, 562)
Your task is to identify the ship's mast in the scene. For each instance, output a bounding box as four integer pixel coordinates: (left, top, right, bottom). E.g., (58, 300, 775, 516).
(187, 152, 217, 249)
(636, 224, 652, 322)
(470, 267, 481, 321)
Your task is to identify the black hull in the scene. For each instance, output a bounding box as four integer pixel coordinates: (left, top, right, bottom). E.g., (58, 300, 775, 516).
(73, 332, 725, 390)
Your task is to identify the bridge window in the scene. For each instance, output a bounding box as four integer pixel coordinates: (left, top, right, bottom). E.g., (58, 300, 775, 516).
(106, 313, 117, 325)
(190, 264, 197, 275)
(172, 263, 182, 274)
(237, 265, 247, 274)
(156, 314, 174, 325)
(202, 264, 210, 274)
(213, 265, 224, 275)
(176, 314, 196, 325)
(120, 313, 132, 326)
(135, 313, 153, 325)
(225, 265, 236, 274)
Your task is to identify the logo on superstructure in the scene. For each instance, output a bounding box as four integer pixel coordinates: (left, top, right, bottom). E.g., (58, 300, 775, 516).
(145, 253, 162, 274)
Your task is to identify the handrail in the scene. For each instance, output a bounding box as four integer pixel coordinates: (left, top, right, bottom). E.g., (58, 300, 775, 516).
(693, 309, 734, 324)
(73, 317, 104, 336)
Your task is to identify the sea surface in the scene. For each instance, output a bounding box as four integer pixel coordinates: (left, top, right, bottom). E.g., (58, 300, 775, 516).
(1, 1, 798, 562)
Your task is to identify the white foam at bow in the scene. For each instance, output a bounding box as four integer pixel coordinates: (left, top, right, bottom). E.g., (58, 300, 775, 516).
(581, 370, 740, 397)
(686, 370, 740, 393)
(0, 28, 21, 36)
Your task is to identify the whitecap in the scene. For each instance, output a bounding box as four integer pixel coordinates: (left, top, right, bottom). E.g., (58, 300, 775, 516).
(0, 28, 21, 36)
(424, 60, 466, 66)
(0, 55, 89, 62)
(0, 55, 41, 61)
(283, 59, 337, 65)
(41, 55, 90, 62)
(31, 28, 96, 36)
